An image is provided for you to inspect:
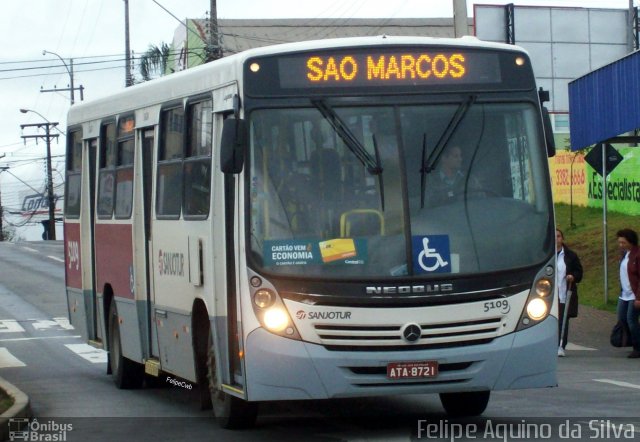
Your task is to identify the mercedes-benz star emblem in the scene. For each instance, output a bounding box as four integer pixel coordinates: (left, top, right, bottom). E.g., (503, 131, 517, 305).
(402, 323, 422, 343)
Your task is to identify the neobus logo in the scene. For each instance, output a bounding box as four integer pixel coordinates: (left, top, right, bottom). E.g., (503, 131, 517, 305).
(158, 250, 184, 277)
(366, 284, 453, 295)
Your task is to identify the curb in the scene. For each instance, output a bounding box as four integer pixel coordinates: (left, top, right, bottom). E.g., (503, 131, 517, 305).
(0, 376, 31, 442)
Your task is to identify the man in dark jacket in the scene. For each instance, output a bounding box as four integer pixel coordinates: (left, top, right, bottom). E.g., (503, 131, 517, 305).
(556, 229, 583, 357)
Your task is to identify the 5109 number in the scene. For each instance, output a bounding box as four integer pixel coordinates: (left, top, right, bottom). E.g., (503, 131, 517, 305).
(483, 299, 510, 313)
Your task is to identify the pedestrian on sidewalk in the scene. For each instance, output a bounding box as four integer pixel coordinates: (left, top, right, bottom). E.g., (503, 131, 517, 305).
(556, 228, 583, 357)
(616, 228, 640, 359)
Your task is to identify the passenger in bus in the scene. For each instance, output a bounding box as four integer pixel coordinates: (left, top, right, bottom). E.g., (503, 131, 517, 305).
(555, 228, 583, 357)
(616, 228, 640, 358)
(310, 146, 343, 237)
(427, 145, 481, 206)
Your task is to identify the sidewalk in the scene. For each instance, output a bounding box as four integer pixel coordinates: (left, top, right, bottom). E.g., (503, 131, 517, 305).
(0, 377, 31, 441)
(565, 304, 621, 355)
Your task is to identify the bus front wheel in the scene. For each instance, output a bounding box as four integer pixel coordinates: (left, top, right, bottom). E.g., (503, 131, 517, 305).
(439, 391, 490, 416)
(108, 301, 144, 389)
(207, 333, 258, 429)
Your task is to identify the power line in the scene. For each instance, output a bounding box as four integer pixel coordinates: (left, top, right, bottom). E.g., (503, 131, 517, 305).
(0, 50, 207, 81)
(0, 59, 124, 73)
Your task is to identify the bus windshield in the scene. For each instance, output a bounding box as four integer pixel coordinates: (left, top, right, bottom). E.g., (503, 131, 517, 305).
(248, 100, 552, 278)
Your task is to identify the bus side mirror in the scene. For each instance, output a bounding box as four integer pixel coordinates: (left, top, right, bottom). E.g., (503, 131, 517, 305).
(220, 118, 246, 174)
(541, 106, 555, 157)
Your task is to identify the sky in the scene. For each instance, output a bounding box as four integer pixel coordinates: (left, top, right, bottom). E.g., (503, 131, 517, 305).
(0, 0, 634, 240)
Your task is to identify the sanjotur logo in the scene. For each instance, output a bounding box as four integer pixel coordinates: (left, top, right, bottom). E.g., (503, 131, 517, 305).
(295, 310, 352, 320)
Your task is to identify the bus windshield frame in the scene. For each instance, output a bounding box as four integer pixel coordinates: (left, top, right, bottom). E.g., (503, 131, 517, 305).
(245, 93, 554, 281)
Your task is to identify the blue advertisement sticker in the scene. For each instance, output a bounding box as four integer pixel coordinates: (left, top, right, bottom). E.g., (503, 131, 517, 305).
(412, 235, 451, 274)
(264, 240, 319, 266)
(264, 239, 367, 266)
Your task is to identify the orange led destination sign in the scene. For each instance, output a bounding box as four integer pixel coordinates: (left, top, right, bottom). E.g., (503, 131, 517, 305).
(276, 49, 502, 89)
(306, 53, 466, 83)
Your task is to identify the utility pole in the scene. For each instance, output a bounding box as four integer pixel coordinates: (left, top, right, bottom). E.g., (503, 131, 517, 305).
(630, 0, 636, 52)
(453, 0, 468, 38)
(124, 0, 133, 86)
(208, 0, 221, 61)
(20, 123, 58, 240)
(0, 156, 7, 242)
(42, 50, 84, 104)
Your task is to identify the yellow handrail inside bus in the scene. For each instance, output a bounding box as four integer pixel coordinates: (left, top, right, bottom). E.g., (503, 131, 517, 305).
(340, 209, 385, 237)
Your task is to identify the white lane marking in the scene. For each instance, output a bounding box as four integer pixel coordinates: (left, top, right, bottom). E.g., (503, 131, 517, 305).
(593, 379, 640, 390)
(566, 342, 597, 351)
(65, 344, 108, 364)
(0, 347, 26, 368)
(21, 247, 38, 253)
(0, 320, 25, 333)
(0, 335, 81, 342)
(53, 317, 74, 330)
(0, 318, 75, 333)
(47, 255, 64, 262)
(32, 319, 75, 331)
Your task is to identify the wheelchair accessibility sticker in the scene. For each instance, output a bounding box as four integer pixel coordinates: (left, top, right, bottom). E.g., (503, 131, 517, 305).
(412, 235, 451, 274)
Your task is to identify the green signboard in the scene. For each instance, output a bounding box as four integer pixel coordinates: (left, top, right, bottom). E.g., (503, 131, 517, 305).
(586, 146, 640, 215)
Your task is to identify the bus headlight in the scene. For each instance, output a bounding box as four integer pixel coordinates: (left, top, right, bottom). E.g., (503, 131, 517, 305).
(516, 264, 555, 331)
(526, 298, 548, 321)
(248, 275, 302, 340)
(263, 307, 289, 332)
(535, 278, 552, 297)
(254, 289, 275, 308)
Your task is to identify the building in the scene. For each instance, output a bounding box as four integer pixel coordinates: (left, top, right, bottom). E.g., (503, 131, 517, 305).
(168, 17, 471, 73)
(164, 7, 640, 216)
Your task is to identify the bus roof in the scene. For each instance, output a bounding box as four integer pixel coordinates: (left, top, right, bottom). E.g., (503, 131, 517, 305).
(234, 34, 525, 61)
(67, 35, 527, 126)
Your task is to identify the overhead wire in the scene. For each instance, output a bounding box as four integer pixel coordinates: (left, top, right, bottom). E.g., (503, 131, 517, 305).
(80, 0, 105, 58)
(0, 50, 209, 81)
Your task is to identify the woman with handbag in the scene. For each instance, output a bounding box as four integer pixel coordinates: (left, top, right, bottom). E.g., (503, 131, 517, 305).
(556, 229, 583, 357)
(616, 228, 640, 359)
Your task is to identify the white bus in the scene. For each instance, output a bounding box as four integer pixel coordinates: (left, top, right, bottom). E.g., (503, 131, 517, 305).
(64, 35, 558, 428)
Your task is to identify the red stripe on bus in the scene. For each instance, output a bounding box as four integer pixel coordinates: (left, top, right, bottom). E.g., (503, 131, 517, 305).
(64, 222, 82, 289)
(95, 223, 135, 300)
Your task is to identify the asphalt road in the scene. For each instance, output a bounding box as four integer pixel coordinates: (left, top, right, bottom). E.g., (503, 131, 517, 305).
(0, 241, 638, 441)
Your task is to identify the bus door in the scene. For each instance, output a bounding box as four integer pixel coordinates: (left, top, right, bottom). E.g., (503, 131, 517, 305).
(139, 128, 158, 358)
(212, 104, 246, 395)
(66, 135, 98, 342)
(86, 138, 99, 342)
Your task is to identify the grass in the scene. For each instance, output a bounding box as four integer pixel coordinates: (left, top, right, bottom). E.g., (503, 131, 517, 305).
(554, 202, 637, 313)
(0, 388, 14, 414)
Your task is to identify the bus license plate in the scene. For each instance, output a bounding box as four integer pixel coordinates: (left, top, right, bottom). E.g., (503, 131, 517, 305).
(387, 361, 438, 379)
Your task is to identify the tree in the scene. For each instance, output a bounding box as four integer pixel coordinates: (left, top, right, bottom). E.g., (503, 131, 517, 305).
(138, 43, 171, 82)
(2, 224, 20, 242)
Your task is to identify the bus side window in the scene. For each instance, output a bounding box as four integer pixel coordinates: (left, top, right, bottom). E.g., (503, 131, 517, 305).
(97, 123, 116, 218)
(114, 139, 134, 218)
(184, 99, 212, 218)
(65, 129, 83, 219)
(157, 106, 185, 218)
(114, 117, 135, 219)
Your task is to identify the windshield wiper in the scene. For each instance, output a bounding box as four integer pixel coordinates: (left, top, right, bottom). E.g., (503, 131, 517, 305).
(371, 134, 385, 211)
(420, 95, 476, 208)
(311, 99, 385, 210)
(312, 99, 382, 175)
